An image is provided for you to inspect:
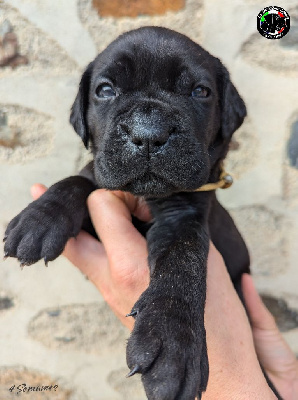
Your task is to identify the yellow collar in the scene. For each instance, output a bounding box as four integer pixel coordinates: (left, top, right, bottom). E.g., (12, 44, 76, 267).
(194, 168, 233, 192)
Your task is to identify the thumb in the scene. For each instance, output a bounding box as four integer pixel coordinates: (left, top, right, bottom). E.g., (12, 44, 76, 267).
(87, 189, 149, 273)
(30, 183, 47, 200)
(30, 183, 109, 284)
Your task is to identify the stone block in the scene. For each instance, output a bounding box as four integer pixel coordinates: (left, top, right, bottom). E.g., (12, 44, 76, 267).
(78, 0, 203, 54)
(0, 3, 78, 77)
(107, 368, 146, 400)
(92, 0, 185, 18)
(230, 205, 290, 277)
(0, 366, 86, 399)
(28, 303, 127, 354)
(225, 118, 259, 179)
(0, 104, 54, 164)
(241, 6, 298, 77)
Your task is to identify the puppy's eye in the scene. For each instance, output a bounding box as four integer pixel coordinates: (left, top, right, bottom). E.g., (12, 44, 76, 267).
(96, 84, 117, 99)
(192, 85, 210, 98)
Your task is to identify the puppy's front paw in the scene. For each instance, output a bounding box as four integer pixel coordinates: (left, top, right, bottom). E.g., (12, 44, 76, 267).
(126, 289, 208, 400)
(4, 200, 79, 266)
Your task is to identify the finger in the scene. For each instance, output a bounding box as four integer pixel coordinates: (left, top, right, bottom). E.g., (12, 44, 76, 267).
(87, 190, 149, 287)
(88, 189, 148, 260)
(63, 230, 109, 287)
(30, 185, 112, 293)
(30, 183, 47, 200)
(112, 190, 151, 222)
(242, 273, 277, 331)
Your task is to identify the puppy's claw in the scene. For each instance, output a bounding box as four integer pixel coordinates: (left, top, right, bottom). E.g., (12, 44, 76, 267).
(126, 310, 138, 318)
(20, 263, 25, 270)
(126, 365, 140, 378)
(44, 257, 49, 267)
(3, 252, 9, 260)
(3, 235, 8, 242)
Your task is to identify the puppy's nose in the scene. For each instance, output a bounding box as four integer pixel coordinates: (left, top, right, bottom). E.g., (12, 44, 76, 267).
(131, 128, 170, 150)
(122, 123, 173, 153)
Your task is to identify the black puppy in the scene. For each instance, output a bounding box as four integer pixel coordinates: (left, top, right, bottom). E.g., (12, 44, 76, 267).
(3, 27, 278, 399)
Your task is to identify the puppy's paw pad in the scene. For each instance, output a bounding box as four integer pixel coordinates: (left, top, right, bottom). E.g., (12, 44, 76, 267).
(4, 201, 75, 265)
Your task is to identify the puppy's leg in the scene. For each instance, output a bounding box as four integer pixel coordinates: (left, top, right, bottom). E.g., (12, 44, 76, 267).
(127, 192, 210, 400)
(208, 195, 250, 283)
(4, 175, 96, 266)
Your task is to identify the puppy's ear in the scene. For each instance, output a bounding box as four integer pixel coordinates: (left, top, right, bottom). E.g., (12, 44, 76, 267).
(220, 65, 247, 139)
(70, 62, 93, 148)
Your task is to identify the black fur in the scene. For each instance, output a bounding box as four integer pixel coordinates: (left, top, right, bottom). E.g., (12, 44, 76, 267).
(4, 27, 280, 399)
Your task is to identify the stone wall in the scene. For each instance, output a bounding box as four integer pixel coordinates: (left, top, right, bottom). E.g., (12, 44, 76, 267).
(0, 0, 297, 398)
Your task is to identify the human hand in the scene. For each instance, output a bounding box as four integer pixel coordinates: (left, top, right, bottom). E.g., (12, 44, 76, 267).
(31, 184, 295, 398)
(242, 274, 298, 400)
(31, 184, 151, 330)
(202, 242, 276, 399)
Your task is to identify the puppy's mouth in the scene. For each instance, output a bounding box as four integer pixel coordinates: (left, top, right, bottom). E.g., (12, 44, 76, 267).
(120, 171, 178, 197)
(94, 134, 210, 197)
(95, 153, 209, 197)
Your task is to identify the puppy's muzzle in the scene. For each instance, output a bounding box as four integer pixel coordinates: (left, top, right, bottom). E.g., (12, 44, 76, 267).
(119, 110, 176, 155)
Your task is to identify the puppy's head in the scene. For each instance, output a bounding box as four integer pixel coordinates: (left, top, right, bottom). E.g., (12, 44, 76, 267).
(70, 27, 246, 197)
